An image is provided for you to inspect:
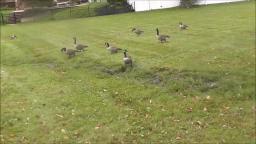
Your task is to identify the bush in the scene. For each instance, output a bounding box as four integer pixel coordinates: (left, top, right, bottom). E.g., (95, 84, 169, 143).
(107, 0, 126, 4)
(95, 2, 133, 15)
(180, 0, 198, 8)
(24, 0, 54, 7)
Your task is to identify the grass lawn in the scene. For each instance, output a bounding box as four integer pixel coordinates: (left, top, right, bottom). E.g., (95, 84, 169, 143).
(1, 1, 255, 143)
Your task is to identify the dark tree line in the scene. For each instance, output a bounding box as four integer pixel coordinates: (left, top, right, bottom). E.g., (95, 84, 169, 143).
(22, 0, 54, 7)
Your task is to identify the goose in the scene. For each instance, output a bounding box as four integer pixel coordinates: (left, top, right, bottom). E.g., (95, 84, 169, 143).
(131, 28, 144, 36)
(123, 50, 132, 67)
(179, 22, 188, 30)
(156, 28, 170, 43)
(73, 37, 88, 52)
(105, 42, 122, 54)
(9, 34, 17, 40)
(61, 47, 77, 58)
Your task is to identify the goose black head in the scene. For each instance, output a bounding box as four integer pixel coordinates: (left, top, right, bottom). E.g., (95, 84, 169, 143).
(105, 42, 110, 47)
(123, 49, 128, 55)
(61, 47, 67, 52)
(179, 22, 183, 25)
(131, 28, 136, 32)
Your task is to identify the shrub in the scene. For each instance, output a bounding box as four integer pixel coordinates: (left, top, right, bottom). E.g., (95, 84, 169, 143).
(95, 2, 133, 15)
(107, 0, 126, 4)
(180, 0, 198, 8)
(24, 0, 55, 7)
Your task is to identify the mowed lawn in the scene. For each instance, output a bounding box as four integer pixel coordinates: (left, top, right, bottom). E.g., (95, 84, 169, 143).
(1, 1, 255, 143)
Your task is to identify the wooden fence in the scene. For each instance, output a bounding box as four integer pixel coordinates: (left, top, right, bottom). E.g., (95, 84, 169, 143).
(1, 11, 23, 24)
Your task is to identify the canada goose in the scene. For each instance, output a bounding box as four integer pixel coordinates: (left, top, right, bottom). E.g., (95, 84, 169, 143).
(179, 22, 188, 30)
(156, 28, 170, 43)
(61, 47, 77, 58)
(73, 37, 88, 51)
(131, 28, 144, 36)
(123, 50, 132, 67)
(105, 42, 122, 54)
(9, 34, 17, 40)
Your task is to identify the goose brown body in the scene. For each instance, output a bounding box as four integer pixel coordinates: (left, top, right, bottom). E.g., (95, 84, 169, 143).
(73, 37, 88, 51)
(123, 50, 132, 67)
(156, 28, 170, 43)
(105, 42, 122, 54)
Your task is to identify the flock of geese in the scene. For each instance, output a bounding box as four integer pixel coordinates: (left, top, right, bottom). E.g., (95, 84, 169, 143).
(60, 22, 188, 68)
(9, 22, 188, 68)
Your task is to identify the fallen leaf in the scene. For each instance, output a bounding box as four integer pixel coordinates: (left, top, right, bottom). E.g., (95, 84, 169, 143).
(72, 109, 75, 115)
(173, 119, 180, 122)
(187, 108, 193, 112)
(203, 107, 207, 112)
(63, 136, 69, 140)
(195, 121, 202, 125)
(61, 129, 66, 134)
(74, 131, 80, 137)
(56, 114, 64, 118)
(176, 136, 181, 140)
(206, 96, 211, 100)
(95, 124, 102, 130)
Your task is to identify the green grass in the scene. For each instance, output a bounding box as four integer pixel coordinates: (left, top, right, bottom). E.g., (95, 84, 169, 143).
(1, 1, 255, 143)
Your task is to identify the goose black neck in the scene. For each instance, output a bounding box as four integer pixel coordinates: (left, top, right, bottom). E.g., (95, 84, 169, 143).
(156, 28, 159, 35)
(73, 37, 77, 44)
(124, 51, 127, 57)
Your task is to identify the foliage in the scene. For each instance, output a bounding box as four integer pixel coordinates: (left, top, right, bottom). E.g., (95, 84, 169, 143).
(21, 2, 133, 22)
(95, 1, 134, 16)
(23, 0, 54, 7)
(107, 0, 127, 4)
(180, 0, 198, 8)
